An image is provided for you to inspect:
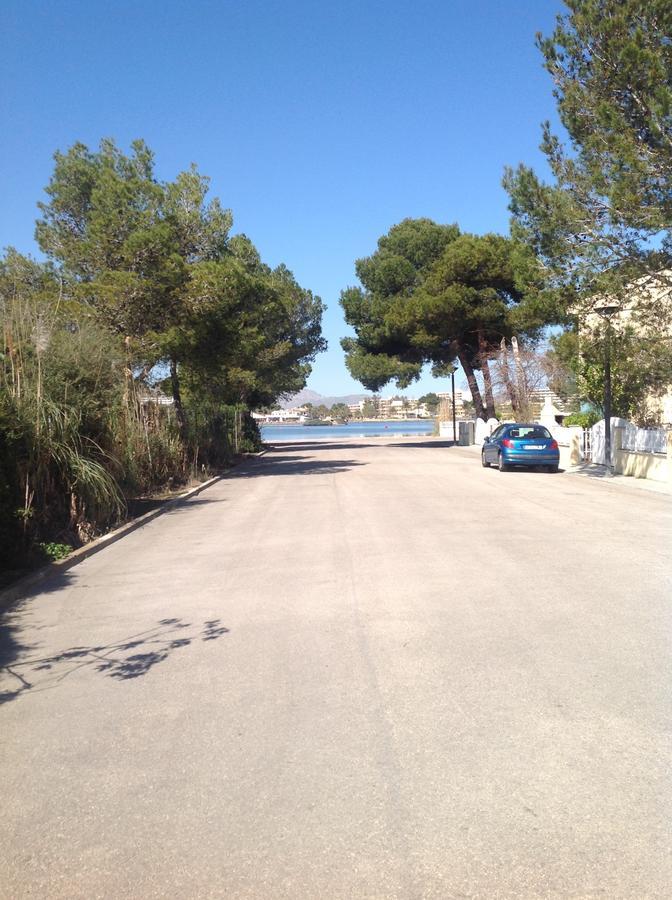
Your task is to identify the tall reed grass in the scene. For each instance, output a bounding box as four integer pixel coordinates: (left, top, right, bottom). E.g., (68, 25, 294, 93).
(1, 278, 259, 572)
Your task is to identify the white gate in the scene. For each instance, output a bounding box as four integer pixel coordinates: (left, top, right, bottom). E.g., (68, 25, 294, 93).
(581, 428, 592, 462)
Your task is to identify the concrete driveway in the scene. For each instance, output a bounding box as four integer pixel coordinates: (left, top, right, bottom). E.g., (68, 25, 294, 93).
(1, 437, 671, 898)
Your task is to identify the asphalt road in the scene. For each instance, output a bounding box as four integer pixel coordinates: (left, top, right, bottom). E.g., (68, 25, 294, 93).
(1, 438, 671, 899)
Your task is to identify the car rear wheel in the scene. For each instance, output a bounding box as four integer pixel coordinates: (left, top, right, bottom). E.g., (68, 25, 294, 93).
(547, 464, 559, 473)
(481, 452, 490, 468)
(498, 453, 509, 472)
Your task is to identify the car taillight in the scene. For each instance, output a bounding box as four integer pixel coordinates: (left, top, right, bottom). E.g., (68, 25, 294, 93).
(550, 440, 559, 450)
(502, 438, 514, 448)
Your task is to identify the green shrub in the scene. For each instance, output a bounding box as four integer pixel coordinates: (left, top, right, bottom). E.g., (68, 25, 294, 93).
(0, 398, 27, 568)
(563, 410, 601, 428)
(39, 542, 73, 562)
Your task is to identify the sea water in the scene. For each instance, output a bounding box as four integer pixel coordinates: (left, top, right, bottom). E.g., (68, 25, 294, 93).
(260, 419, 435, 442)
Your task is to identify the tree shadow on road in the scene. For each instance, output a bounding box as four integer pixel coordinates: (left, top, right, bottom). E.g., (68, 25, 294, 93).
(160, 495, 227, 517)
(234, 455, 367, 477)
(565, 464, 611, 479)
(0, 570, 78, 705)
(0, 616, 32, 705)
(0, 617, 230, 705)
(262, 438, 453, 452)
(383, 439, 456, 449)
(263, 441, 374, 452)
(489, 466, 565, 475)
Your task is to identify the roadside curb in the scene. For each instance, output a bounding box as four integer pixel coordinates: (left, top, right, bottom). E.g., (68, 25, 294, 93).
(0, 456, 264, 612)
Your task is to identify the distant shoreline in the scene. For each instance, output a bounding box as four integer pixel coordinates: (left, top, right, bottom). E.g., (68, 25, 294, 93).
(260, 417, 434, 426)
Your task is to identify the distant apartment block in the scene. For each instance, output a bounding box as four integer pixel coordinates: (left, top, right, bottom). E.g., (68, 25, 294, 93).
(348, 396, 429, 417)
(437, 390, 464, 410)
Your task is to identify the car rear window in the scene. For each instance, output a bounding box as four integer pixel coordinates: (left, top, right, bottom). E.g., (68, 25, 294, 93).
(507, 427, 552, 440)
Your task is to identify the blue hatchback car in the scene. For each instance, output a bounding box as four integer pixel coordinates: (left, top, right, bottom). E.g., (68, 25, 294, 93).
(482, 423, 560, 472)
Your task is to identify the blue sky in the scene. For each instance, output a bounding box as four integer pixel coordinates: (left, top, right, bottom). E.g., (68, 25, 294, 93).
(1, 0, 563, 398)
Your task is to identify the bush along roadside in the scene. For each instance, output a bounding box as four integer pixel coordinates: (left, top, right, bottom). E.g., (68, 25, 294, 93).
(1, 138, 323, 581)
(0, 363, 261, 584)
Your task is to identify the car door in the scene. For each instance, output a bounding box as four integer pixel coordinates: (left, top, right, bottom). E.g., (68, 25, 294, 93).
(486, 425, 505, 461)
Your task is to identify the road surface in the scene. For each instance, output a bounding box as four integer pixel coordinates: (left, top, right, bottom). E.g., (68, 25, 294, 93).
(1, 437, 671, 898)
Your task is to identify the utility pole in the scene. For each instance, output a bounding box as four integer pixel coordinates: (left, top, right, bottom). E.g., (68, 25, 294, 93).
(594, 301, 620, 475)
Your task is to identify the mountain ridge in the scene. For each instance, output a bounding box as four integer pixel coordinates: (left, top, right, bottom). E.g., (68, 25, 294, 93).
(276, 389, 368, 410)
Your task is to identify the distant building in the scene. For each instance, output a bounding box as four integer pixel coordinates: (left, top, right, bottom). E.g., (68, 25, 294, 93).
(139, 388, 174, 406)
(376, 397, 393, 417)
(528, 389, 568, 413)
(252, 408, 305, 423)
(437, 390, 464, 411)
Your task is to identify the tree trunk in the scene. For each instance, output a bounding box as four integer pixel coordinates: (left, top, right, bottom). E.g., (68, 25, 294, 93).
(500, 337, 519, 416)
(169, 356, 188, 440)
(123, 336, 133, 408)
(511, 336, 529, 419)
(457, 348, 486, 420)
(481, 359, 496, 419)
(477, 328, 496, 419)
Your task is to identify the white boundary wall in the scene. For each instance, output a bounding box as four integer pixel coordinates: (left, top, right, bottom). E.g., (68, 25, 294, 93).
(589, 418, 667, 463)
(619, 422, 667, 454)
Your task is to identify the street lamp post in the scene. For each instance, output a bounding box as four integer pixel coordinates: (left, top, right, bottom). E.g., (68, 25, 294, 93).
(451, 367, 457, 444)
(594, 301, 621, 475)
